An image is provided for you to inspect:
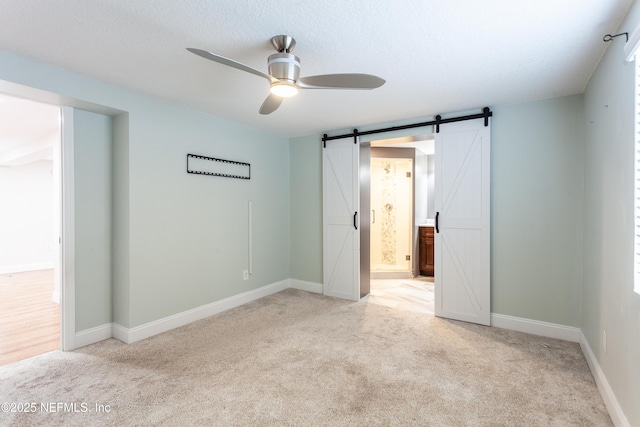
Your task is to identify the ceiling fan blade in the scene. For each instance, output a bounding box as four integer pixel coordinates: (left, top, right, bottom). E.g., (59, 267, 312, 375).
(187, 48, 277, 83)
(259, 94, 283, 115)
(297, 74, 385, 90)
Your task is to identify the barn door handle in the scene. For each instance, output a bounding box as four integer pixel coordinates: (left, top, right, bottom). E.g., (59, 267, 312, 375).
(435, 212, 440, 233)
(354, 211, 358, 230)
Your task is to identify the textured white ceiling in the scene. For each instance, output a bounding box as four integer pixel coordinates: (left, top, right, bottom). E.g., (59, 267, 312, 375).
(0, 0, 633, 137)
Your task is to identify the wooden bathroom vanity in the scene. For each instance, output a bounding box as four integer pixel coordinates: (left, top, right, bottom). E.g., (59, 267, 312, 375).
(419, 226, 435, 276)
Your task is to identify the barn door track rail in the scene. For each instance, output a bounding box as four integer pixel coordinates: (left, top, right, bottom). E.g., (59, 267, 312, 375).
(322, 107, 492, 147)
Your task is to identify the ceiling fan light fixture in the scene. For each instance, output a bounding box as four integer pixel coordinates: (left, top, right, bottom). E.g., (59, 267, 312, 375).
(187, 35, 385, 115)
(270, 81, 298, 98)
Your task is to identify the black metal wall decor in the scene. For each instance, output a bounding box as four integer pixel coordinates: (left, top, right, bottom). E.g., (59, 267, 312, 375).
(187, 154, 251, 179)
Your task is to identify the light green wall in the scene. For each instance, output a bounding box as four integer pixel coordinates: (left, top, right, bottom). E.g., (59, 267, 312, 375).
(582, 1, 640, 424)
(0, 50, 290, 330)
(126, 106, 290, 326)
(491, 96, 585, 326)
(112, 113, 130, 327)
(289, 135, 323, 283)
(73, 109, 113, 331)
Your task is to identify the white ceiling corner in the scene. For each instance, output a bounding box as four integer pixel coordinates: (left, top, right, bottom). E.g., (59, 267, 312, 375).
(0, 0, 633, 138)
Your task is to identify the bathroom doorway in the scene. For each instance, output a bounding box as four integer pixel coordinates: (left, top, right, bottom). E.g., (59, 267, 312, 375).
(360, 135, 435, 314)
(365, 136, 435, 310)
(370, 149, 414, 279)
(367, 136, 434, 279)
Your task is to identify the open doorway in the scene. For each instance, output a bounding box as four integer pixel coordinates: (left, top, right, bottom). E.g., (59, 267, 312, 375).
(0, 94, 61, 365)
(364, 135, 435, 312)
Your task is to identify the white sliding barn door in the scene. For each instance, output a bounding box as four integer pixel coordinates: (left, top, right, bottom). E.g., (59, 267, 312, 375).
(434, 119, 490, 325)
(323, 138, 360, 301)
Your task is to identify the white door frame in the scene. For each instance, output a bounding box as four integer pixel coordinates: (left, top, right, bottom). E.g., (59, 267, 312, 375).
(60, 106, 76, 351)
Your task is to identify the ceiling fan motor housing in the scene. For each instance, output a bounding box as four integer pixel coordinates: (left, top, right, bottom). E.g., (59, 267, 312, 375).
(268, 53, 301, 84)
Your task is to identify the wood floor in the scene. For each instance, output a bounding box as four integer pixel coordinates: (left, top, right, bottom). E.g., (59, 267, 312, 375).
(368, 276, 434, 314)
(0, 269, 60, 366)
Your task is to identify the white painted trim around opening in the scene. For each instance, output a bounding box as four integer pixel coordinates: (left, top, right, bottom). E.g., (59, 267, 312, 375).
(490, 313, 581, 342)
(579, 332, 630, 427)
(625, 20, 640, 62)
(60, 106, 75, 352)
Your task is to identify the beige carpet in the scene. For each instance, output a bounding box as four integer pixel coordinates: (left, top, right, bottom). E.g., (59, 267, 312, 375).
(0, 288, 611, 426)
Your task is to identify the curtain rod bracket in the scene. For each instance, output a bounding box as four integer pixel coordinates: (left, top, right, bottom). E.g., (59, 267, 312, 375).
(603, 32, 628, 43)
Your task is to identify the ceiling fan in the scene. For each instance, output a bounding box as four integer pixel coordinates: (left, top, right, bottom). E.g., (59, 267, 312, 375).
(187, 35, 385, 115)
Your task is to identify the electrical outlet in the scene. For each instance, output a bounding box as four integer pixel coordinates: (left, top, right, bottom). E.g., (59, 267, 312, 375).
(603, 330, 607, 354)
(243, 270, 249, 281)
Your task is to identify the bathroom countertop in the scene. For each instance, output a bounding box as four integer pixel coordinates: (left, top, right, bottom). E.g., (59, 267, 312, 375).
(417, 221, 435, 227)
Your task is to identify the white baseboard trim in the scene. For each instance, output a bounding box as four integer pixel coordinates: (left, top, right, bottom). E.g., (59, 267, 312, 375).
(0, 262, 54, 275)
(114, 279, 291, 344)
(111, 323, 128, 344)
(579, 332, 630, 427)
(491, 313, 581, 343)
(290, 279, 323, 294)
(75, 323, 113, 349)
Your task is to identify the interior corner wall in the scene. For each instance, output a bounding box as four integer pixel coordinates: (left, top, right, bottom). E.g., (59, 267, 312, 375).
(491, 95, 585, 327)
(73, 109, 113, 332)
(112, 113, 130, 328)
(289, 135, 323, 284)
(582, 1, 640, 424)
(414, 150, 429, 225)
(426, 155, 435, 220)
